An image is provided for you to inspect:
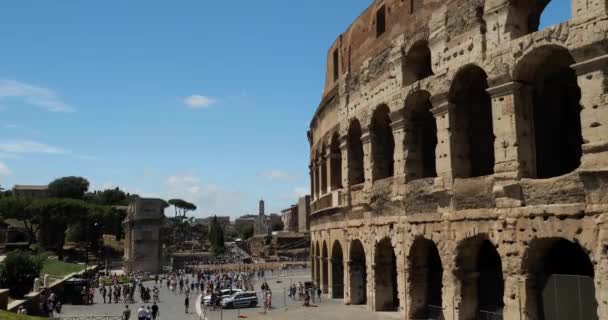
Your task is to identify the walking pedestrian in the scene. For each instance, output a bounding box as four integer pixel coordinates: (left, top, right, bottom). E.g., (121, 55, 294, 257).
(151, 302, 159, 320)
(184, 295, 190, 314)
(137, 305, 146, 320)
(122, 305, 131, 320)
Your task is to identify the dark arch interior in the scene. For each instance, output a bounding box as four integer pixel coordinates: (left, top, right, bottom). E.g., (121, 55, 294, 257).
(405, 91, 437, 180)
(350, 240, 367, 305)
(403, 41, 434, 86)
(320, 143, 328, 194)
(315, 242, 321, 286)
(322, 242, 329, 293)
(408, 238, 443, 319)
(371, 105, 395, 181)
(449, 66, 495, 178)
(519, 47, 582, 179)
(375, 238, 399, 311)
(477, 240, 504, 313)
(332, 241, 344, 299)
(348, 120, 365, 185)
(530, 239, 598, 320)
(330, 133, 343, 190)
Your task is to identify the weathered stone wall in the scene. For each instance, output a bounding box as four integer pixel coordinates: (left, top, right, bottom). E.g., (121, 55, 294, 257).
(309, 1, 608, 319)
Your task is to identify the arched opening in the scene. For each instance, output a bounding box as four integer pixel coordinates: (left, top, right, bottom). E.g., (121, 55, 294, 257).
(320, 143, 328, 195)
(348, 120, 365, 185)
(524, 238, 598, 320)
(371, 105, 395, 181)
(322, 241, 329, 294)
(407, 238, 443, 319)
(404, 91, 437, 180)
(456, 236, 504, 319)
(374, 237, 399, 311)
(330, 133, 343, 190)
(315, 242, 321, 287)
(449, 65, 495, 178)
(515, 45, 582, 179)
(403, 40, 433, 86)
(331, 241, 344, 299)
(349, 239, 367, 305)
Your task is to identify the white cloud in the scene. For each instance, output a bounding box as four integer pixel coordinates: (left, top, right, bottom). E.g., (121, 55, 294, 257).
(261, 170, 292, 181)
(0, 79, 74, 112)
(163, 174, 249, 217)
(0, 140, 65, 154)
(183, 94, 217, 109)
(0, 162, 11, 181)
(4, 124, 18, 129)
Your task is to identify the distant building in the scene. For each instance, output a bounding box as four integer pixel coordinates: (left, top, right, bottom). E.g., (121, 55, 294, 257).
(297, 195, 311, 233)
(235, 216, 256, 230)
(281, 205, 298, 232)
(12, 185, 49, 198)
(254, 199, 268, 236)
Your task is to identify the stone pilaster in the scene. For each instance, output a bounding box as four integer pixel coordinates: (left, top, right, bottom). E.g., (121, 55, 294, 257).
(430, 93, 456, 187)
(390, 113, 407, 185)
(572, 54, 608, 171)
(325, 147, 332, 194)
(361, 129, 373, 190)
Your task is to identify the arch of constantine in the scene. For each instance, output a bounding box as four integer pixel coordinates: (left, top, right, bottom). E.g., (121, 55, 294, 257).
(308, 1, 608, 319)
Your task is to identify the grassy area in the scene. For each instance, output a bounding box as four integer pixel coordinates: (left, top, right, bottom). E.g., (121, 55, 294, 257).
(0, 310, 47, 320)
(41, 259, 85, 277)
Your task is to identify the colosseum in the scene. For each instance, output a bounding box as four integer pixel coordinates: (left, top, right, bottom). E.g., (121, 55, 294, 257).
(308, 1, 608, 319)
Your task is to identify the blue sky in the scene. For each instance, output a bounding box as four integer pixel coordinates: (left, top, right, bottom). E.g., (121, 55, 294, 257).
(0, 1, 569, 218)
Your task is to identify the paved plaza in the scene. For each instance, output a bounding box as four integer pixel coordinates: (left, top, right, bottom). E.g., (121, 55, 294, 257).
(57, 268, 397, 320)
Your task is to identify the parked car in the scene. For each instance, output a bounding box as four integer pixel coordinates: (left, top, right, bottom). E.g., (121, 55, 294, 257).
(221, 291, 258, 309)
(203, 288, 243, 306)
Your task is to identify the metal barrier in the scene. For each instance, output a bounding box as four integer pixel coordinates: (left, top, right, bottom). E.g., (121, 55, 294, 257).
(478, 310, 504, 320)
(52, 317, 123, 320)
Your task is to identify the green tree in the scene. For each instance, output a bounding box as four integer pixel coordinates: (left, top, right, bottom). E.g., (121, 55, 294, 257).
(31, 198, 90, 259)
(208, 216, 225, 256)
(238, 224, 254, 240)
(84, 187, 131, 206)
(168, 199, 197, 217)
(48, 176, 90, 199)
(0, 196, 39, 244)
(271, 220, 284, 232)
(0, 250, 45, 298)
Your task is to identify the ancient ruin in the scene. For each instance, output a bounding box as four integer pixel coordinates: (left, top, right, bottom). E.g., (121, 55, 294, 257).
(123, 197, 168, 274)
(308, 1, 608, 319)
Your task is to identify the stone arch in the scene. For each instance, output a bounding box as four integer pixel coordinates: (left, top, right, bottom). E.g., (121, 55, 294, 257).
(407, 237, 444, 319)
(370, 104, 395, 181)
(448, 64, 495, 178)
(455, 235, 504, 319)
(315, 241, 321, 287)
(403, 40, 433, 86)
(349, 239, 367, 305)
(374, 237, 399, 311)
(322, 240, 329, 294)
(348, 119, 365, 185)
(331, 240, 345, 299)
(320, 141, 328, 195)
(330, 132, 343, 190)
(523, 238, 598, 320)
(404, 90, 437, 180)
(514, 45, 582, 179)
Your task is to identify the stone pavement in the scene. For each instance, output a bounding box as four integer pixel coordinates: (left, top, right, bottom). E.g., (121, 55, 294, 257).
(59, 280, 199, 320)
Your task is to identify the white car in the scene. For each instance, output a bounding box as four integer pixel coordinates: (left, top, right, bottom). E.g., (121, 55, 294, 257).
(221, 291, 258, 309)
(203, 289, 243, 306)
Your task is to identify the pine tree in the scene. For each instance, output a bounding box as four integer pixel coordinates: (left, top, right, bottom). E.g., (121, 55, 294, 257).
(209, 216, 225, 256)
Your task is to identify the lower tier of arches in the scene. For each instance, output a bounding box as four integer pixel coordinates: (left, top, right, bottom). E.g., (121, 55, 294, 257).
(310, 211, 608, 320)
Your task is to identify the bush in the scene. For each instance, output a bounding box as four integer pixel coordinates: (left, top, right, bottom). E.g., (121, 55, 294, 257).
(0, 251, 46, 298)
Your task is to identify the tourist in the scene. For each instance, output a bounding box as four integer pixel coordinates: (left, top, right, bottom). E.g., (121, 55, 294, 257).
(122, 305, 131, 320)
(184, 295, 190, 314)
(146, 306, 152, 320)
(317, 286, 322, 302)
(137, 305, 147, 320)
(151, 302, 159, 320)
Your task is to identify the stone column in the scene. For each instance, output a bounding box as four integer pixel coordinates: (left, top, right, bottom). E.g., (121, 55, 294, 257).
(343, 257, 349, 304)
(309, 164, 314, 201)
(430, 93, 456, 187)
(594, 223, 608, 320)
(572, 54, 608, 171)
(361, 129, 373, 189)
(312, 163, 318, 200)
(339, 136, 349, 188)
(390, 112, 407, 185)
(318, 158, 324, 197)
(487, 81, 528, 207)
